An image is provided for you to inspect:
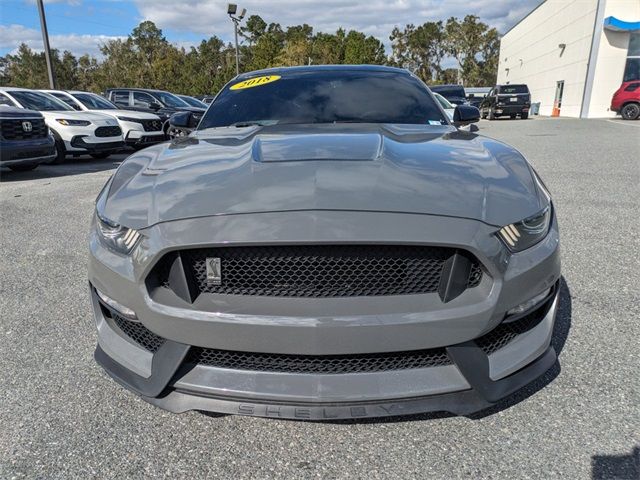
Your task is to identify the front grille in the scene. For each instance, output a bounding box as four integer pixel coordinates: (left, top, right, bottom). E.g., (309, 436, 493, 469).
(187, 346, 452, 374)
(156, 245, 483, 299)
(95, 125, 122, 137)
(141, 119, 163, 132)
(0, 118, 48, 140)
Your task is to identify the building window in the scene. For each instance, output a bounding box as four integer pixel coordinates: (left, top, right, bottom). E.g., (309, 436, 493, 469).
(624, 33, 640, 82)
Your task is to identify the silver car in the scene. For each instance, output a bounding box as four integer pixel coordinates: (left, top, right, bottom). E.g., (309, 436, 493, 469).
(89, 66, 560, 420)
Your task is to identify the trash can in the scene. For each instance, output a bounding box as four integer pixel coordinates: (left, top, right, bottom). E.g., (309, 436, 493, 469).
(530, 102, 541, 116)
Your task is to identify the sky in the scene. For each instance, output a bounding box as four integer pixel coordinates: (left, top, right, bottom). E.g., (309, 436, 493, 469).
(0, 0, 542, 58)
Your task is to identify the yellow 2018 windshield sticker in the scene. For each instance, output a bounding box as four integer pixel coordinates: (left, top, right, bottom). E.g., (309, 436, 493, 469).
(230, 75, 281, 90)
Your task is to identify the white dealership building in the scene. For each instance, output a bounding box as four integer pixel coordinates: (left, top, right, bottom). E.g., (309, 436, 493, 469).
(497, 0, 640, 118)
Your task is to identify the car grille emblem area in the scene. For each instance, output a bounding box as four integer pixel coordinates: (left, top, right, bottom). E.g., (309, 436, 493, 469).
(22, 121, 32, 132)
(206, 257, 222, 285)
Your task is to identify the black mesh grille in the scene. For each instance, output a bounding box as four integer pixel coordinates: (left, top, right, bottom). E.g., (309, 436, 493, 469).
(111, 313, 165, 353)
(95, 125, 122, 137)
(0, 118, 48, 140)
(141, 119, 163, 132)
(187, 346, 452, 373)
(160, 245, 482, 298)
(475, 304, 548, 356)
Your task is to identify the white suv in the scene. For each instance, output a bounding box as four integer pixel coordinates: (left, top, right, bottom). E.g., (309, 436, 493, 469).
(0, 87, 124, 163)
(43, 90, 165, 150)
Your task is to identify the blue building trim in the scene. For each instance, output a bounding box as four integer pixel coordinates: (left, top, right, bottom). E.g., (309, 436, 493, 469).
(603, 16, 640, 32)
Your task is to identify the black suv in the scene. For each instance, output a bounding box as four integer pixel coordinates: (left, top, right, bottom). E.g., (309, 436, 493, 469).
(480, 84, 531, 120)
(0, 106, 56, 171)
(430, 85, 468, 106)
(104, 88, 205, 132)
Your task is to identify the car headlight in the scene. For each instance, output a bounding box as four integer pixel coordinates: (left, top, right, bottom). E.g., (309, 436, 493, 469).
(56, 118, 91, 126)
(497, 206, 551, 252)
(96, 212, 141, 254)
(116, 116, 140, 123)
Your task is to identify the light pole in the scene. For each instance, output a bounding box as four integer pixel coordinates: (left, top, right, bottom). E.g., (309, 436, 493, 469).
(227, 4, 246, 76)
(36, 0, 56, 88)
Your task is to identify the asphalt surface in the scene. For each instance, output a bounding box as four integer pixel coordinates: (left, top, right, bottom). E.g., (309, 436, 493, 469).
(1, 118, 639, 479)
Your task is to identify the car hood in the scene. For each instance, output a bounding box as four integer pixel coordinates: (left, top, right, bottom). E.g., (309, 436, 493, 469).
(93, 109, 160, 120)
(40, 110, 119, 125)
(104, 123, 543, 229)
(162, 106, 205, 114)
(0, 106, 44, 119)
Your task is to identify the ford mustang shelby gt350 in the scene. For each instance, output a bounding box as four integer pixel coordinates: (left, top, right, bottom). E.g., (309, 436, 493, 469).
(89, 65, 560, 420)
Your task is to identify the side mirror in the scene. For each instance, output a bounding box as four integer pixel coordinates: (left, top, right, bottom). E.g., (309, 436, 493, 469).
(453, 105, 480, 126)
(468, 93, 475, 99)
(169, 111, 191, 128)
(149, 101, 162, 110)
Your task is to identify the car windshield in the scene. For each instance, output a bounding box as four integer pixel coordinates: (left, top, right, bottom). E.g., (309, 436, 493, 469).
(433, 92, 454, 110)
(10, 90, 73, 111)
(154, 91, 190, 108)
(200, 70, 448, 129)
(500, 85, 528, 94)
(74, 93, 117, 110)
(179, 95, 208, 108)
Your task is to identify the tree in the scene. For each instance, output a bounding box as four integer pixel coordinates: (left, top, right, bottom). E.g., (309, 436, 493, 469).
(390, 22, 445, 82)
(0, 18, 501, 94)
(444, 15, 499, 86)
(343, 31, 385, 65)
(241, 15, 267, 45)
(310, 30, 345, 65)
(248, 23, 285, 70)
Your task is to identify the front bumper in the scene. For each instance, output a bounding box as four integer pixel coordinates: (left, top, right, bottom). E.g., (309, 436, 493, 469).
(69, 136, 125, 152)
(494, 105, 530, 115)
(0, 136, 56, 165)
(125, 130, 166, 147)
(89, 210, 561, 419)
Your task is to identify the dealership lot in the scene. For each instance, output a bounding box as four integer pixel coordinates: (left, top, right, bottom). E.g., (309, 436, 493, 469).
(1, 118, 638, 478)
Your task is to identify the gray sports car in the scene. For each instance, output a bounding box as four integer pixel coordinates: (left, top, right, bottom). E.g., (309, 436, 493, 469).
(89, 65, 560, 420)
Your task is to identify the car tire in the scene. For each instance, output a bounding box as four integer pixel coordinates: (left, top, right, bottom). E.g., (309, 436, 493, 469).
(50, 139, 66, 164)
(510, 114, 517, 119)
(9, 163, 39, 172)
(90, 152, 111, 159)
(521, 112, 529, 120)
(621, 103, 640, 120)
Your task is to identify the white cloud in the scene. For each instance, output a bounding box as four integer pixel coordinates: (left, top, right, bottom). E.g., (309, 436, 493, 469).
(0, 24, 125, 57)
(133, 0, 542, 49)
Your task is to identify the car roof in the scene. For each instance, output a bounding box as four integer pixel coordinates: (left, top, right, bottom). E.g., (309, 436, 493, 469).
(105, 87, 171, 93)
(0, 86, 33, 92)
(234, 64, 409, 81)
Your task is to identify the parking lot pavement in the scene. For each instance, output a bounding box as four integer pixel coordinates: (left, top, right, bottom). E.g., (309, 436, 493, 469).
(1, 119, 638, 479)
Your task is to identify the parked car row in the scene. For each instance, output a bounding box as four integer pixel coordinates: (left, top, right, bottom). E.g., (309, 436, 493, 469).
(433, 80, 639, 121)
(104, 88, 205, 137)
(0, 86, 212, 172)
(433, 83, 531, 120)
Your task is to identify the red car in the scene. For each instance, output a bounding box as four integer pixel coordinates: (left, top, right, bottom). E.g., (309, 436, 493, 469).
(611, 81, 640, 120)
